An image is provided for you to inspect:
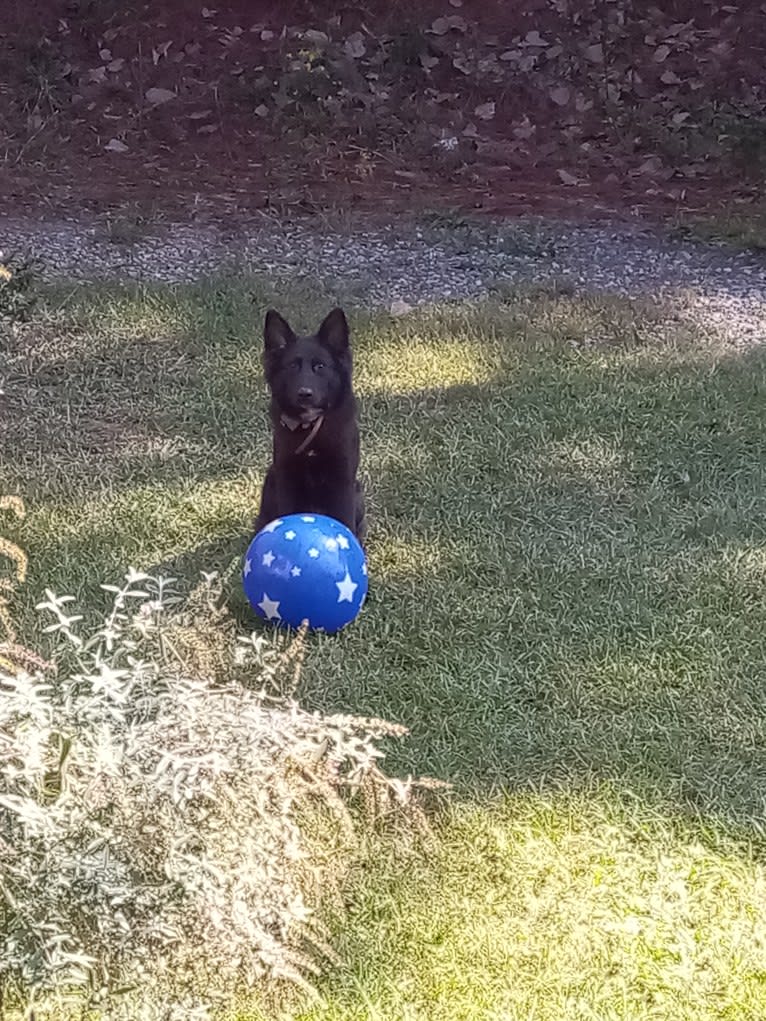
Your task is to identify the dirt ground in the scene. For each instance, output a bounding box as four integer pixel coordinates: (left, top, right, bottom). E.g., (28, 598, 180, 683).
(1, 0, 765, 224)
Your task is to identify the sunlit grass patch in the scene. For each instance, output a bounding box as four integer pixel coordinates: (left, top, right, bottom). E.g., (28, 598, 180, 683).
(358, 310, 502, 396)
(241, 792, 766, 1021)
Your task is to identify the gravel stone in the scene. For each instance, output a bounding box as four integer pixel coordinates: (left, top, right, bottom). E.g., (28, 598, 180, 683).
(2, 214, 766, 346)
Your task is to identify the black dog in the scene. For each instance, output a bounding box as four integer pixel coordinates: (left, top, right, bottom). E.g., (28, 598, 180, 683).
(254, 307, 366, 542)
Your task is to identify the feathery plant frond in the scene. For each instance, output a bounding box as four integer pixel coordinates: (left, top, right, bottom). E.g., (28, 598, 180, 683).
(0, 564, 442, 1019)
(0, 496, 43, 673)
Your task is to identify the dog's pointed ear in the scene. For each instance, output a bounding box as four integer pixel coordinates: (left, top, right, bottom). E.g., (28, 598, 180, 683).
(264, 309, 296, 352)
(317, 307, 349, 355)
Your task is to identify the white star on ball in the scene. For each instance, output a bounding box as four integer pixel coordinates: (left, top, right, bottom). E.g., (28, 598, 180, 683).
(244, 558, 252, 576)
(325, 538, 338, 551)
(291, 565, 302, 577)
(336, 534, 350, 550)
(284, 530, 296, 540)
(261, 519, 283, 533)
(257, 593, 281, 620)
(301, 515, 316, 523)
(262, 551, 275, 567)
(361, 563, 368, 576)
(336, 572, 358, 603)
(308, 548, 319, 558)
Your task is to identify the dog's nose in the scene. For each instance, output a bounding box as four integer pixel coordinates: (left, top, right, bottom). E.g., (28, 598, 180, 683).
(298, 387, 314, 400)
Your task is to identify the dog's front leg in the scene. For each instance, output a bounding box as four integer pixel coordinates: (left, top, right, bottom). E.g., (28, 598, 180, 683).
(320, 486, 360, 538)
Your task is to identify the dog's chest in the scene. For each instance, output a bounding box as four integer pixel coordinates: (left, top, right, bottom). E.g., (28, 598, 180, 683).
(294, 448, 339, 482)
(283, 453, 347, 509)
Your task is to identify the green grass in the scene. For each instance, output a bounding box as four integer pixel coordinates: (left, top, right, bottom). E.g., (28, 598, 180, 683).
(268, 794, 766, 1021)
(3, 280, 766, 1018)
(671, 202, 766, 252)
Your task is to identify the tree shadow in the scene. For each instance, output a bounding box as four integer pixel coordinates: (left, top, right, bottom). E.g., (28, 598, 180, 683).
(273, 342, 766, 839)
(6, 283, 766, 842)
(116, 340, 766, 841)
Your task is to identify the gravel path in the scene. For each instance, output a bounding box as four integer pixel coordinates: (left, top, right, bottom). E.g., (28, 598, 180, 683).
(2, 213, 766, 346)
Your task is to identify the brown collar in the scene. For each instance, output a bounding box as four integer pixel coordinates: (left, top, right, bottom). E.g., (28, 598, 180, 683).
(280, 413, 324, 455)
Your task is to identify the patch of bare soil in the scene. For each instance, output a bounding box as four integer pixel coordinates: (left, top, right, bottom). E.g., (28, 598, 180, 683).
(1, 1, 764, 224)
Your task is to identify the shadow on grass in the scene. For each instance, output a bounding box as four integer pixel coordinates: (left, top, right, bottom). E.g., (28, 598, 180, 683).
(173, 346, 766, 836)
(4, 283, 766, 842)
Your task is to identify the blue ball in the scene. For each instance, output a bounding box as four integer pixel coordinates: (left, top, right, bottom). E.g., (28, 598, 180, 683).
(243, 514, 368, 633)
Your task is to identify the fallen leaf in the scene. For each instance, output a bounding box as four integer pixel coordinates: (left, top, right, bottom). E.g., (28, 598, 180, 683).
(421, 54, 439, 71)
(660, 70, 680, 84)
(654, 44, 671, 62)
(344, 32, 366, 58)
(145, 87, 176, 106)
(557, 169, 579, 185)
(303, 29, 329, 45)
(107, 58, 125, 72)
(474, 101, 496, 120)
(390, 299, 414, 317)
(513, 116, 535, 139)
(430, 17, 450, 35)
(449, 0, 463, 6)
(549, 85, 570, 106)
(152, 40, 172, 65)
(446, 15, 467, 31)
(260, 29, 275, 41)
(197, 123, 219, 134)
(189, 109, 212, 119)
(524, 30, 548, 47)
(201, 7, 217, 17)
(105, 138, 129, 153)
(254, 104, 269, 117)
(99, 48, 112, 61)
(478, 54, 501, 74)
(499, 49, 520, 62)
(637, 155, 663, 174)
(584, 42, 604, 63)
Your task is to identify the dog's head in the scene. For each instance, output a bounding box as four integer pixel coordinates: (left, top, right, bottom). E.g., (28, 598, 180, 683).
(263, 307, 352, 423)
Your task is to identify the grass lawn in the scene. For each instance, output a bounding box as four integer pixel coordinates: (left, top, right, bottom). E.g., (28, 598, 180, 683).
(671, 201, 766, 252)
(3, 279, 766, 1019)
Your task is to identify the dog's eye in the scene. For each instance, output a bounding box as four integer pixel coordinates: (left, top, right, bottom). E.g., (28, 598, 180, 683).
(313, 361, 325, 373)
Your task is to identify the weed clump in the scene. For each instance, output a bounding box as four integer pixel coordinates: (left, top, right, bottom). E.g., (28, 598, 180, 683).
(0, 253, 39, 325)
(0, 537, 438, 1018)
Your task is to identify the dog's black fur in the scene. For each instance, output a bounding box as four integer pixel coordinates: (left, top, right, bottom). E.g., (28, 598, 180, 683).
(254, 307, 366, 542)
